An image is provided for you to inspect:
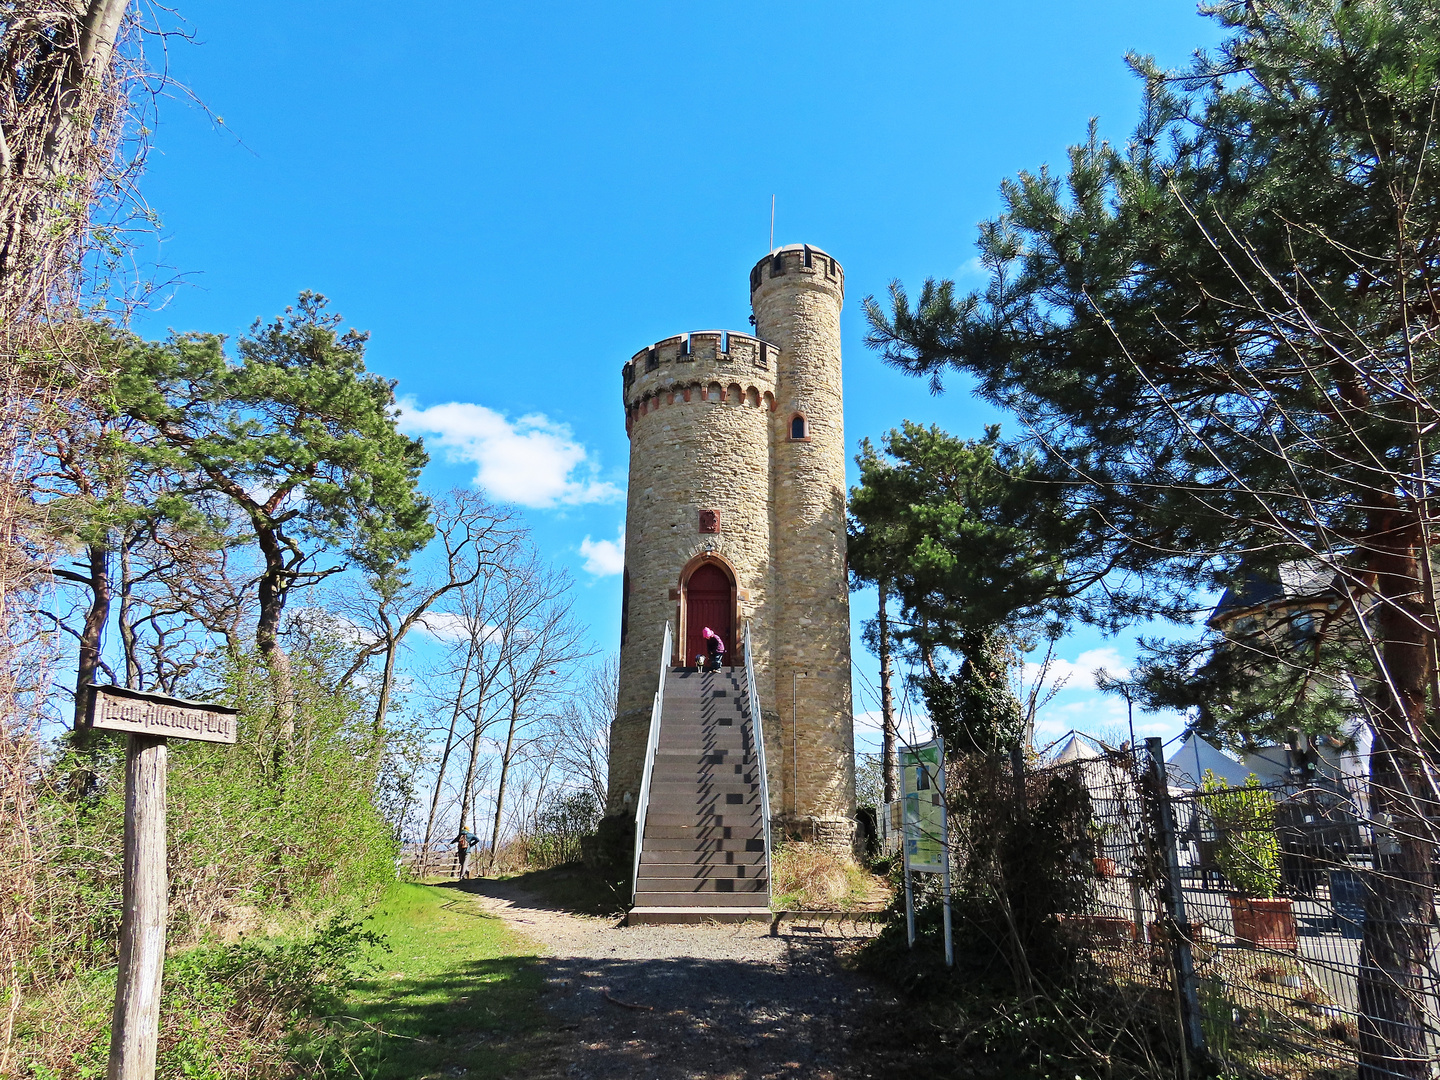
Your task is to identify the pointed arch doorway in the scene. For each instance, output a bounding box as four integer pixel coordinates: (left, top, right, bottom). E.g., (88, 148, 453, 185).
(681, 558, 736, 668)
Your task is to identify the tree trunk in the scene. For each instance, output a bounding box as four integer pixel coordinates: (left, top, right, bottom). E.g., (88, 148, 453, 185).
(458, 699, 484, 845)
(116, 536, 140, 690)
(1356, 514, 1437, 1080)
(368, 622, 398, 770)
(422, 642, 476, 850)
(73, 540, 110, 729)
(488, 700, 522, 872)
(878, 580, 898, 804)
(253, 525, 296, 742)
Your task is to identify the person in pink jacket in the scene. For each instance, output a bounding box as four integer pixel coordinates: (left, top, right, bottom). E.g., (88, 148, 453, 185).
(702, 627, 725, 671)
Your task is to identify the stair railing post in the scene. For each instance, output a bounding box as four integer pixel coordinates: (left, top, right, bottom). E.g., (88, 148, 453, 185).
(743, 621, 773, 893)
(632, 622, 671, 906)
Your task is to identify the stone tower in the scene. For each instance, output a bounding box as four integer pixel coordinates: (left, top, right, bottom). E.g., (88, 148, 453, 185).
(608, 243, 856, 846)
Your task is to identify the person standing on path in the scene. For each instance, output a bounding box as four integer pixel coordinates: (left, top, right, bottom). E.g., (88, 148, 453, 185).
(453, 826, 479, 879)
(703, 627, 725, 672)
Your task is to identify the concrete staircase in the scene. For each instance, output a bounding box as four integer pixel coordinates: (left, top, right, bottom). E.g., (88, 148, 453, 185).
(628, 667, 770, 925)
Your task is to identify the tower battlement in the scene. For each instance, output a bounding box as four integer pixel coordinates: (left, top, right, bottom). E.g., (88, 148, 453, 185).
(749, 244, 844, 299)
(621, 330, 779, 401)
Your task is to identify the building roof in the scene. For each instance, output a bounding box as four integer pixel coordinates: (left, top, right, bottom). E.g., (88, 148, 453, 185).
(1210, 558, 1340, 625)
(1165, 731, 1255, 789)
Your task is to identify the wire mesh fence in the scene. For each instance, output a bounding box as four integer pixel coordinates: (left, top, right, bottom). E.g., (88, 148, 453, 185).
(1023, 739, 1439, 1080)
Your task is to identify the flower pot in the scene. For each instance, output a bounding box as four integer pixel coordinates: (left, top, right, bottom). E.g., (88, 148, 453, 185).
(1092, 856, 1118, 878)
(1229, 895, 1297, 951)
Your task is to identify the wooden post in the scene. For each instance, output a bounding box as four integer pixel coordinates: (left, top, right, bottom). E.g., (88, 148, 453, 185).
(108, 733, 168, 1080)
(85, 684, 236, 1080)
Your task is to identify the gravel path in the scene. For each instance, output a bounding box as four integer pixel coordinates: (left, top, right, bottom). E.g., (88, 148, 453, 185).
(461, 879, 894, 1080)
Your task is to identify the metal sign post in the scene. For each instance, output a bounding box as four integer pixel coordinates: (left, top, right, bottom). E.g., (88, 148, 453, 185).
(899, 738, 953, 967)
(85, 685, 238, 1080)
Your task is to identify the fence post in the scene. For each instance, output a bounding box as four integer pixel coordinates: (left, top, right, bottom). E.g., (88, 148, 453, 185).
(1145, 737, 1206, 1075)
(1009, 743, 1026, 820)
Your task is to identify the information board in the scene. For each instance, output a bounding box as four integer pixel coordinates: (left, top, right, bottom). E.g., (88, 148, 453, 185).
(900, 740, 946, 873)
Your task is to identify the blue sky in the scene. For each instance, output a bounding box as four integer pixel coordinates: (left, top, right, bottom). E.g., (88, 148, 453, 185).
(127, 1, 1227, 753)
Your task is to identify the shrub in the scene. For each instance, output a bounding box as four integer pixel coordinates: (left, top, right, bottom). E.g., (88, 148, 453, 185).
(1201, 771, 1282, 899)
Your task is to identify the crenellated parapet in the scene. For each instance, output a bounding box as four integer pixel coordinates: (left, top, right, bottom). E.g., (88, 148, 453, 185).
(622, 329, 780, 436)
(748, 243, 843, 300)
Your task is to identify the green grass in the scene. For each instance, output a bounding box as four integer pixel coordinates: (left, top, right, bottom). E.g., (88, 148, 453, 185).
(329, 881, 549, 1080)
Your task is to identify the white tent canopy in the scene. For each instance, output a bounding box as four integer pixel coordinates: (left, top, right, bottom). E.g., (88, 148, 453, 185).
(1166, 732, 1254, 789)
(1052, 732, 1107, 765)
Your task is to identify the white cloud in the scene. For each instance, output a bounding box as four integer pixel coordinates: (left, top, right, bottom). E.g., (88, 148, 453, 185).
(415, 611, 471, 642)
(955, 256, 988, 281)
(579, 527, 625, 577)
(415, 612, 501, 644)
(398, 398, 621, 508)
(1024, 646, 1130, 692)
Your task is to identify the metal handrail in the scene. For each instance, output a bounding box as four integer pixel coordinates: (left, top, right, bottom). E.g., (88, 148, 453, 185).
(631, 621, 672, 906)
(743, 620, 773, 894)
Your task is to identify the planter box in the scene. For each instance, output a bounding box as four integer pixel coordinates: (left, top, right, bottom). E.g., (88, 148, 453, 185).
(1229, 895, 1297, 951)
(1092, 856, 1118, 878)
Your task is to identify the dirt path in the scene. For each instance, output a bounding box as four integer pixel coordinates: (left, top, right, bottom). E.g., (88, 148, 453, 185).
(460, 879, 894, 1080)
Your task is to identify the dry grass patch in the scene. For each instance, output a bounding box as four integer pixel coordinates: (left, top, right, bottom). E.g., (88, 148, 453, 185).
(770, 843, 890, 911)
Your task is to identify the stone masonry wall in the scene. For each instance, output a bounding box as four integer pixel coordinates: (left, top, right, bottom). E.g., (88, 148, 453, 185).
(608, 333, 779, 815)
(751, 246, 856, 835)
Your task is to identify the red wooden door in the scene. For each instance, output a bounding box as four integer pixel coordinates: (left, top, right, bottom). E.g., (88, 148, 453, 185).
(685, 564, 733, 666)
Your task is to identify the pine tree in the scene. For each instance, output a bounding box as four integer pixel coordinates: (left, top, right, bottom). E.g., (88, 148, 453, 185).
(866, 3, 1440, 1073)
(117, 293, 433, 757)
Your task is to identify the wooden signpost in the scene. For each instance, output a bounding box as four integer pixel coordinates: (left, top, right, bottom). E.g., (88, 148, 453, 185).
(85, 685, 238, 1080)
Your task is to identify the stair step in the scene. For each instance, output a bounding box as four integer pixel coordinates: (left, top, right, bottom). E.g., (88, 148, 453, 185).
(644, 812, 760, 826)
(649, 779, 756, 793)
(635, 878, 768, 895)
(649, 791, 761, 805)
(633, 890, 770, 907)
(626, 907, 770, 925)
(642, 837, 767, 852)
(637, 863, 761, 879)
(641, 829, 763, 841)
(650, 761, 754, 775)
(635, 665, 771, 918)
(646, 800, 761, 816)
(641, 848, 766, 866)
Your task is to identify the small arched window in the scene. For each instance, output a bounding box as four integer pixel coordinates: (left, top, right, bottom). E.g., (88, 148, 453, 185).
(790, 413, 809, 440)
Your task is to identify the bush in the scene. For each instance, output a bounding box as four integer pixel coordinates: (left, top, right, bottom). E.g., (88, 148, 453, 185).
(15, 915, 386, 1079)
(525, 788, 601, 869)
(21, 633, 398, 1014)
(19, 624, 561, 1075)
(1201, 771, 1282, 899)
